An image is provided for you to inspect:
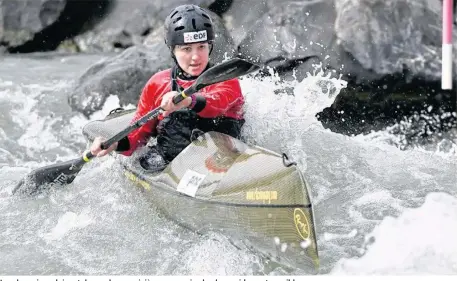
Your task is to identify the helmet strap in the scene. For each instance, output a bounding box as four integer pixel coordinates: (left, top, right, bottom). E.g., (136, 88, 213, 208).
(208, 42, 214, 56)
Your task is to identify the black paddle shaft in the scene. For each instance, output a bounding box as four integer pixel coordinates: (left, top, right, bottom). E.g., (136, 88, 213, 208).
(100, 107, 163, 150)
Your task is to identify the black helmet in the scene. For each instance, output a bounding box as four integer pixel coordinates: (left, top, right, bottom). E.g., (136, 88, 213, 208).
(164, 4, 215, 49)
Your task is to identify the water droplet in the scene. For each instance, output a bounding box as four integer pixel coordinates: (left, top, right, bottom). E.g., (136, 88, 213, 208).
(300, 239, 311, 249)
(281, 243, 288, 252)
(274, 237, 280, 245)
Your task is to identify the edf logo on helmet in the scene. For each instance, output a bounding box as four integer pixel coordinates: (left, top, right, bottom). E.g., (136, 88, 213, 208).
(183, 30, 208, 43)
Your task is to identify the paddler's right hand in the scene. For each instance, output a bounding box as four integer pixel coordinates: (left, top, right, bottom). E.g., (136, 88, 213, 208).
(90, 136, 118, 157)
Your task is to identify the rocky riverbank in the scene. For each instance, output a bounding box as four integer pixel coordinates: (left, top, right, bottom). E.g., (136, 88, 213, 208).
(1, 0, 455, 144)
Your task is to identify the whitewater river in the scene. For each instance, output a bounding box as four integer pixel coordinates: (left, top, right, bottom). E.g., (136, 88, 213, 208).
(0, 52, 456, 275)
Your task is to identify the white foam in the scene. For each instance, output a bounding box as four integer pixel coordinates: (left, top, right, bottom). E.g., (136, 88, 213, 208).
(239, 66, 347, 175)
(352, 112, 457, 158)
(168, 232, 263, 275)
(331, 192, 457, 274)
(355, 190, 395, 205)
(89, 94, 136, 121)
(324, 229, 358, 241)
(43, 209, 94, 242)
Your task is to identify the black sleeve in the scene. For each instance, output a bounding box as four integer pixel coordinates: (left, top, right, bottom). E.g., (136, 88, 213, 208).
(115, 136, 130, 152)
(191, 95, 206, 113)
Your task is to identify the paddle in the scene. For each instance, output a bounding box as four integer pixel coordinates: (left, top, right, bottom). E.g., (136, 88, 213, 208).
(13, 57, 260, 196)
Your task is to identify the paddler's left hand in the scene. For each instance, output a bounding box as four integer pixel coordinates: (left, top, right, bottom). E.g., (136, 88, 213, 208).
(160, 91, 192, 117)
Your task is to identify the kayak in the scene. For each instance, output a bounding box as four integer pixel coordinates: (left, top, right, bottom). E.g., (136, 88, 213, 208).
(82, 108, 320, 271)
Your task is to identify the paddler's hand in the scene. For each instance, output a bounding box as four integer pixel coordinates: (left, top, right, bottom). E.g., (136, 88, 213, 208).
(89, 136, 118, 157)
(160, 91, 192, 117)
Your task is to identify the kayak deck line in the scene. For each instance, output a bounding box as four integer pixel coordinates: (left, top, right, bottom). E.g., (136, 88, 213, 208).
(123, 168, 313, 209)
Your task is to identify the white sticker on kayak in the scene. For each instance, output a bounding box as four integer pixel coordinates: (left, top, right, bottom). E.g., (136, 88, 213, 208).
(176, 170, 206, 197)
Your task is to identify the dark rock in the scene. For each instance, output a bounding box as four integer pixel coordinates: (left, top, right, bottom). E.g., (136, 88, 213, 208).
(229, 0, 456, 138)
(315, 0, 457, 136)
(72, 0, 158, 52)
(7, 0, 454, 141)
(68, 44, 173, 117)
(316, 79, 457, 136)
(232, 0, 374, 83)
(235, 0, 341, 80)
(233, 0, 457, 85)
(335, 0, 447, 82)
(205, 10, 237, 64)
(208, 0, 234, 16)
(73, 0, 217, 53)
(222, 0, 269, 46)
(385, 108, 456, 152)
(0, 0, 66, 49)
(2, 0, 111, 53)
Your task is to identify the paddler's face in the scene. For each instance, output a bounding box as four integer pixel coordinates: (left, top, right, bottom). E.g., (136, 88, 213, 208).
(174, 42, 210, 76)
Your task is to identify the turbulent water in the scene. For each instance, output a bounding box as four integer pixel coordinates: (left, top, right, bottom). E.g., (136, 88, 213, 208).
(0, 52, 456, 275)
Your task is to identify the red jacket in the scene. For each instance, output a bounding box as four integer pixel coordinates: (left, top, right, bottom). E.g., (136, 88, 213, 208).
(121, 68, 244, 156)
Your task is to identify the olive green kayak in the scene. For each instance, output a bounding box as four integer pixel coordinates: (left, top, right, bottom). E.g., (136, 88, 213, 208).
(82, 109, 319, 272)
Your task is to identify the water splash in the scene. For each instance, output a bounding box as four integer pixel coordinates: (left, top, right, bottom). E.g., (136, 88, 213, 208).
(331, 192, 457, 275)
(1, 53, 456, 276)
(353, 110, 457, 157)
(240, 64, 347, 171)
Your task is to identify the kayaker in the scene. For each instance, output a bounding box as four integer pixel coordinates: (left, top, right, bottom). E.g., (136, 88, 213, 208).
(89, 4, 245, 172)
